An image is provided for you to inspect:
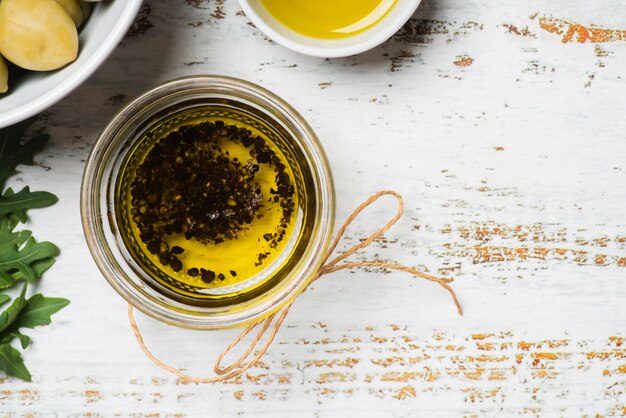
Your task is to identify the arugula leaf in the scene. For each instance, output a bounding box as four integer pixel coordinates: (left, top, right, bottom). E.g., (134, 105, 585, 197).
(0, 118, 50, 190)
(0, 292, 68, 351)
(0, 285, 27, 333)
(1, 331, 31, 349)
(0, 343, 31, 381)
(0, 187, 58, 223)
(11, 294, 70, 329)
(0, 258, 56, 291)
(0, 219, 59, 289)
(0, 294, 9, 308)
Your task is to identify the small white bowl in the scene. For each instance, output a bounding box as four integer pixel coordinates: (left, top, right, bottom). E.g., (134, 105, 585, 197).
(238, 0, 421, 58)
(0, 0, 143, 129)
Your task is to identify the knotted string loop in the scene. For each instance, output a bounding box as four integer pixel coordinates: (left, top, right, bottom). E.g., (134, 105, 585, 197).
(128, 190, 463, 384)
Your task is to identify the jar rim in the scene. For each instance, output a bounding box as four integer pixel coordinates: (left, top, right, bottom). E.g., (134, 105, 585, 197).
(81, 75, 335, 329)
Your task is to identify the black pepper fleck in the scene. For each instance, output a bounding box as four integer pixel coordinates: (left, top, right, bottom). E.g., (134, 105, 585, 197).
(201, 268, 216, 284)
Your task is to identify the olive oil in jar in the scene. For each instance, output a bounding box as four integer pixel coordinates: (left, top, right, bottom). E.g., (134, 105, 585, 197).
(115, 105, 315, 305)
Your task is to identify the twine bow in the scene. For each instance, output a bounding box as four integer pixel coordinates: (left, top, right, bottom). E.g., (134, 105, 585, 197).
(128, 190, 463, 383)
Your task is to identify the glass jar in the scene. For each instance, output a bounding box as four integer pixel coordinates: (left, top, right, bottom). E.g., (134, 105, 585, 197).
(81, 76, 335, 330)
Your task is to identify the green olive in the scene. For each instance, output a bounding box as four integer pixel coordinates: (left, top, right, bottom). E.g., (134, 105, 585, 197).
(0, 55, 8, 94)
(55, 0, 84, 27)
(0, 0, 79, 71)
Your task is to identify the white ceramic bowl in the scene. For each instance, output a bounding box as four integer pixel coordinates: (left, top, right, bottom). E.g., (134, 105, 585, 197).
(238, 0, 421, 58)
(0, 0, 143, 129)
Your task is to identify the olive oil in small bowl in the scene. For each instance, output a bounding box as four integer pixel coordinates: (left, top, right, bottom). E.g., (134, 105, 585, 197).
(238, 0, 421, 57)
(81, 76, 334, 329)
(259, 0, 397, 40)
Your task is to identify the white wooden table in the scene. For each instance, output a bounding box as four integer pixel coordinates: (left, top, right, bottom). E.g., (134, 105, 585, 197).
(2, 0, 625, 416)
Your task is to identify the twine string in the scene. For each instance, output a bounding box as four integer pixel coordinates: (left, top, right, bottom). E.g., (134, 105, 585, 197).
(128, 190, 463, 384)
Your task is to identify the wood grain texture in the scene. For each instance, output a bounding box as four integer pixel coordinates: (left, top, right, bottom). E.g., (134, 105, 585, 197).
(1, 0, 625, 416)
